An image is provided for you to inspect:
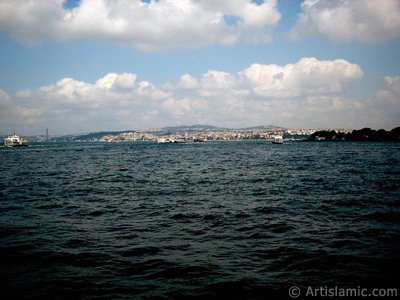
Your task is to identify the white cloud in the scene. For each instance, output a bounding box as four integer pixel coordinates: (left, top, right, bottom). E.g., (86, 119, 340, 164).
(242, 57, 363, 98)
(8, 72, 173, 133)
(0, 0, 281, 50)
(3, 57, 373, 134)
(18, 73, 170, 104)
(178, 74, 199, 90)
(14, 106, 45, 124)
(173, 58, 363, 101)
(163, 97, 191, 116)
(197, 70, 237, 97)
(96, 73, 137, 90)
(339, 75, 400, 130)
(289, 0, 400, 42)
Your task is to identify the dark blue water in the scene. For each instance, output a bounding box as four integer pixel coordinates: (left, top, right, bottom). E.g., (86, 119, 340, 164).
(1, 141, 399, 299)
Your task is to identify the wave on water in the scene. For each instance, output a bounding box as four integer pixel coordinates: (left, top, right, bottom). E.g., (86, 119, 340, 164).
(1, 141, 399, 298)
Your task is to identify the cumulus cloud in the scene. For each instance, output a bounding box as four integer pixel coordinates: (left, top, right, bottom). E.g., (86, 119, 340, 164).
(3, 57, 374, 134)
(173, 58, 362, 104)
(177, 74, 199, 90)
(241, 57, 363, 98)
(289, 0, 400, 42)
(17, 72, 171, 106)
(95, 73, 137, 90)
(0, 0, 281, 50)
(8, 72, 173, 133)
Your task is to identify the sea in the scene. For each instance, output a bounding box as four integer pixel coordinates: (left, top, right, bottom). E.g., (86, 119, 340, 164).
(1, 141, 399, 299)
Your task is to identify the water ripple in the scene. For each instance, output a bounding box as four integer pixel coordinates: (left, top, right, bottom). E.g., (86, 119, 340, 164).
(1, 141, 399, 298)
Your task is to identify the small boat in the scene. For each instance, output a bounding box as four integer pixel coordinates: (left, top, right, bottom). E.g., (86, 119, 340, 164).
(193, 137, 207, 142)
(157, 138, 186, 144)
(272, 135, 283, 144)
(4, 130, 29, 147)
(157, 138, 172, 143)
(173, 138, 187, 143)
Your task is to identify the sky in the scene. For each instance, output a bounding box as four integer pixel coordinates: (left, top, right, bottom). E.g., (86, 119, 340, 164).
(0, 0, 399, 135)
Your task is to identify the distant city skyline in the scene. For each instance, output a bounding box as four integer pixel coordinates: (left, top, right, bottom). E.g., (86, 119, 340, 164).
(1, 0, 400, 135)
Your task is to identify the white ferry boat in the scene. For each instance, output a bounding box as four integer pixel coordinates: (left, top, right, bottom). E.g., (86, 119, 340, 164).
(4, 130, 29, 147)
(272, 135, 283, 144)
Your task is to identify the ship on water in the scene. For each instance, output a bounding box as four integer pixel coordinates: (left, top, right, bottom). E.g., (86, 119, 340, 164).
(157, 137, 186, 144)
(3, 130, 29, 147)
(272, 135, 283, 144)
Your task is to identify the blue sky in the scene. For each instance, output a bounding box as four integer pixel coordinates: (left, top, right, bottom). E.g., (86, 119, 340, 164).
(0, 0, 399, 135)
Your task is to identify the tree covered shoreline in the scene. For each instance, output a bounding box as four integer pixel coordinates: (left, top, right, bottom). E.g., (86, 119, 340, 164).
(311, 127, 400, 142)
